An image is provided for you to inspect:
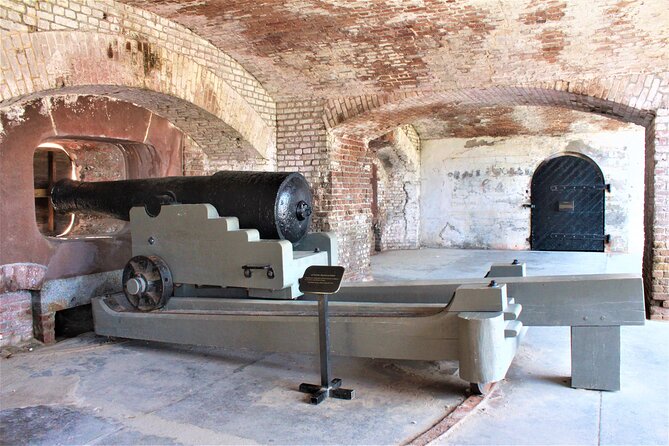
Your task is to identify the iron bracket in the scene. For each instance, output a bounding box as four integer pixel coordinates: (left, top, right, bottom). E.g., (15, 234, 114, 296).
(242, 264, 275, 279)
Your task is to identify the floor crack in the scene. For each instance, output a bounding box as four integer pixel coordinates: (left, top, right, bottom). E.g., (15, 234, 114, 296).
(597, 391, 603, 446)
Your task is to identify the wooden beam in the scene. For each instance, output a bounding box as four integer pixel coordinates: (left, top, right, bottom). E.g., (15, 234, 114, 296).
(47, 151, 55, 233)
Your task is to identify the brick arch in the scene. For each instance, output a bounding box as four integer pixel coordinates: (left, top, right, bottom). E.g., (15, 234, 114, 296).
(6, 86, 272, 173)
(1, 0, 275, 124)
(325, 80, 667, 140)
(1, 31, 275, 163)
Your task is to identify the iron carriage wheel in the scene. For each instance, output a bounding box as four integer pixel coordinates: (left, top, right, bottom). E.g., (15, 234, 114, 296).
(122, 255, 173, 311)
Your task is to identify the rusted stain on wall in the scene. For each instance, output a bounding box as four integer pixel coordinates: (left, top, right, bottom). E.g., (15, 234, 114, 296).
(138, 41, 161, 75)
(464, 139, 495, 148)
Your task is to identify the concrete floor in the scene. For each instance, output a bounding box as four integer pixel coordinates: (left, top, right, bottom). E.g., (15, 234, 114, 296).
(0, 336, 468, 445)
(441, 323, 669, 446)
(371, 247, 641, 281)
(1, 248, 666, 445)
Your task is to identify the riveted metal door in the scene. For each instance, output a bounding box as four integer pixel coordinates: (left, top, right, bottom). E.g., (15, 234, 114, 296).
(530, 155, 606, 252)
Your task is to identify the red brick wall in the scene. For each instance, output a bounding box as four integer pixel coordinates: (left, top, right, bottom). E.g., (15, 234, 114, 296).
(0, 264, 46, 347)
(328, 137, 374, 280)
(276, 102, 374, 280)
(0, 0, 275, 125)
(276, 101, 329, 231)
(0, 292, 33, 347)
(646, 110, 669, 320)
(0, 31, 275, 166)
(117, 0, 669, 103)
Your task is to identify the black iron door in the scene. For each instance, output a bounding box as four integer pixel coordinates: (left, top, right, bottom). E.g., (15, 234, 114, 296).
(530, 155, 606, 252)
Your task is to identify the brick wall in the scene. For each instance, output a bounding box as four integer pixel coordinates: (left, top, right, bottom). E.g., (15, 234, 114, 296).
(646, 110, 669, 320)
(327, 136, 374, 280)
(1, 0, 277, 168)
(117, 0, 669, 101)
(275, 101, 329, 230)
(275, 101, 375, 279)
(325, 84, 662, 137)
(327, 87, 668, 311)
(1, 0, 669, 313)
(369, 126, 421, 251)
(0, 292, 33, 347)
(275, 103, 421, 278)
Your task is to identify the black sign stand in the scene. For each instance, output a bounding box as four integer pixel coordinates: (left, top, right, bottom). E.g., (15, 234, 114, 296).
(297, 266, 354, 405)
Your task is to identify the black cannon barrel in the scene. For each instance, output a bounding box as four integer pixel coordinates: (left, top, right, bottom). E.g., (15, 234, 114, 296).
(51, 171, 313, 243)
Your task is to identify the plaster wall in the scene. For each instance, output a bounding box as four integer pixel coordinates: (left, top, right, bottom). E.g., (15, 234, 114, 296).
(420, 127, 645, 255)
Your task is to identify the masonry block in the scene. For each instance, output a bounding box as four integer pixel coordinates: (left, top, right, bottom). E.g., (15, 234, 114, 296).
(0, 291, 34, 347)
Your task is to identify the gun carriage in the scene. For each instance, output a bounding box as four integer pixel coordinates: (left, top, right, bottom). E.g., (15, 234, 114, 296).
(52, 171, 644, 396)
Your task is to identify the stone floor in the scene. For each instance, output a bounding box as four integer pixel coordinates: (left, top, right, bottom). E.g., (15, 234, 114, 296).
(1, 248, 666, 445)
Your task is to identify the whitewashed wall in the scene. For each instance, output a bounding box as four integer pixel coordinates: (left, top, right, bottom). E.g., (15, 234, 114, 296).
(420, 127, 645, 254)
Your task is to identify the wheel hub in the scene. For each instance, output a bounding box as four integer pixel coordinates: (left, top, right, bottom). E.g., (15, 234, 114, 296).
(122, 255, 173, 311)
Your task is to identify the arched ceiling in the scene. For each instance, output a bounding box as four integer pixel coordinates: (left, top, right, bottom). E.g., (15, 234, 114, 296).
(412, 105, 636, 140)
(119, 0, 669, 100)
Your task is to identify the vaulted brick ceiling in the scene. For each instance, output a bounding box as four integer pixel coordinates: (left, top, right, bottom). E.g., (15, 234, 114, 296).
(412, 106, 633, 139)
(119, 0, 668, 101)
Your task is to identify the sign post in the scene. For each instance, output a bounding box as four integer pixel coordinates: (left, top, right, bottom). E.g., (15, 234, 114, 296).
(297, 265, 354, 405)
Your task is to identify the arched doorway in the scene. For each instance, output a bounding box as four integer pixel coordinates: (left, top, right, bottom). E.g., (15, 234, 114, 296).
(530, 154, 608, 252)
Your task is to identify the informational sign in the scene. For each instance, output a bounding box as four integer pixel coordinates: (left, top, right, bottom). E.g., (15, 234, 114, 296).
(299, 265, 346, 295)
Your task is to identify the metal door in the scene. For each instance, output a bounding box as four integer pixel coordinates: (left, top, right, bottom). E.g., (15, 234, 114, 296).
(530, 154, 607, 252)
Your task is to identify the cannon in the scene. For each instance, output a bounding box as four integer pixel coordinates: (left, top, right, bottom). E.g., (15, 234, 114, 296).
(52, 171, 337, 308)
(51, 171, 314, 243)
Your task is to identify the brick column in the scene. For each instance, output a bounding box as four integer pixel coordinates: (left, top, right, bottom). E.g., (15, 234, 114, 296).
(0, 263, 46, 346)
(276, 100, 330, 231)
(0, 292, 34, 347)
(327, 136, 374, 280)
(32, 307, 56, 344)
(645, 109, 669, 319)
(276, 102, 374, 280)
